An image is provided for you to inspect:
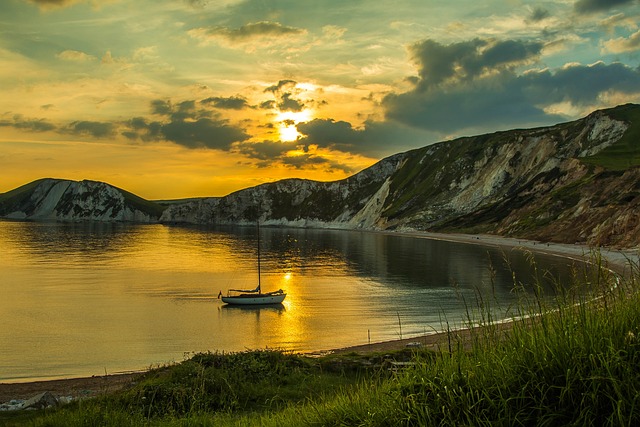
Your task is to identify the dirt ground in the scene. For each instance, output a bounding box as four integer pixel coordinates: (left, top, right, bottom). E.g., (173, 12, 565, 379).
(0, 372, 144, 403)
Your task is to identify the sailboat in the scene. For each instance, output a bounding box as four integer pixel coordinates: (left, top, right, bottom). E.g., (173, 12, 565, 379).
(218, 221, 286, 305)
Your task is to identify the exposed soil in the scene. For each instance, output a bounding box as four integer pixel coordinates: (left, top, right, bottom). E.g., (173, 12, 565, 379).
(0, 373, 142, 403)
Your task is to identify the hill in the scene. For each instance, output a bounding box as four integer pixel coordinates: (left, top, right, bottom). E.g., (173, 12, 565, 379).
(2, 104, 639, 247)
(0, 178, 165, 222)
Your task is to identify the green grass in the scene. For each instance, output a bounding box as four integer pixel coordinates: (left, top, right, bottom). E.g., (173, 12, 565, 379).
(8, 251, 640, 426)
(581, 103, 640, 171)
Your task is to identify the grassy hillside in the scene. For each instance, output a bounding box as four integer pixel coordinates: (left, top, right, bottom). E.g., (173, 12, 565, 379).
(0, 178, 49, 215)
(581, 103, 640, 170)
(115, 185, 167, 218)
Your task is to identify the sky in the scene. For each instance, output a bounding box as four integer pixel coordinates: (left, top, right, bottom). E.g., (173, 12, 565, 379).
(1, 0, 640, 199)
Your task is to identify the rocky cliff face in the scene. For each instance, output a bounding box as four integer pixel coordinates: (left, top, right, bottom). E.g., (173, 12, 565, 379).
(2, 104, 639, 248)
(160, 104, 639, 247)
(0, 179, 163, 222)
(378, 105, 637, 244)
(159, 153, 405, 228)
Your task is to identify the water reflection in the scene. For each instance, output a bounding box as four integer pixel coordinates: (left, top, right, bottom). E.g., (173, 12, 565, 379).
(0, 220, 582, 381)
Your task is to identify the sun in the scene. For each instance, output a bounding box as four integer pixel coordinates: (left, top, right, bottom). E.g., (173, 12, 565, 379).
(276, 110, 312, 142)
(279, 124, 299, 142)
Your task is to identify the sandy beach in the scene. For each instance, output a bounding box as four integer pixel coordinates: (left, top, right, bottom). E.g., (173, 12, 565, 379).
(2, 231, 637, 404)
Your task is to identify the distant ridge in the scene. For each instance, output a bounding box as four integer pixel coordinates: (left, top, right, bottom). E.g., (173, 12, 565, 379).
(2, 104, 639, 248)
(0, 178, 164, 222)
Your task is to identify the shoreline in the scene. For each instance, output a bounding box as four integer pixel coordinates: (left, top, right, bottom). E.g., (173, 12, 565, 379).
(2, 231, 638, 403)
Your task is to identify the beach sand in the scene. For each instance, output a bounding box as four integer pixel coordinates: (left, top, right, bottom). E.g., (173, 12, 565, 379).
(2, 231, 637, 403)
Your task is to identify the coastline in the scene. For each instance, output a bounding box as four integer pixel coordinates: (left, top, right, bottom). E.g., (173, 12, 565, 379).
(2, 231, 637, 403)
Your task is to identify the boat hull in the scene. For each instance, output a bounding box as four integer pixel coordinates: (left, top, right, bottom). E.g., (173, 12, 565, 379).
(221, 293, 286, 305)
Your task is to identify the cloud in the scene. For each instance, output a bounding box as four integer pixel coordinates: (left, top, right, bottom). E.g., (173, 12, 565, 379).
(160, 118, 248, 149)
(56, 50, 96, 62)
(384, 55, 640, 134)
(528, 7, 551, 22)
(201, 95, 252, 110)
(278, 93, 305, 112)
(280, 153, 331, 169)
(237, 140, 296, 160)
(0, 115, 56, 132)
(26, 0, 82, 9)
(603, 29, 640, 53)
(212, 21, 305, 41)
(295, 118, 433, 157)
(236, 140, 355, 173)
(123, 99, 249, 149)
(260, 80, 309, 113)
(188, 21, 306, 49)
(265, 80, 298, 93)
(151, 99, 173, 116)
(66, 121, 116, 138)
(150, 99, 210, 121)
(408, 38, 544, 89)
(574, 0, 636, 14)
(259, 100, 276, 110)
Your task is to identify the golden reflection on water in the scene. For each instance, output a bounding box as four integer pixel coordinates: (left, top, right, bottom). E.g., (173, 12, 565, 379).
(0, 220, 580, 382)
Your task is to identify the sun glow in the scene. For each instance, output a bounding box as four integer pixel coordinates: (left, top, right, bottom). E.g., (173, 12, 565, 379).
(276, 110, 313, 142)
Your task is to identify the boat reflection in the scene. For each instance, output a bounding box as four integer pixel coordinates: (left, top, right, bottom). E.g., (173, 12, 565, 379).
(220, 303, 286, 313)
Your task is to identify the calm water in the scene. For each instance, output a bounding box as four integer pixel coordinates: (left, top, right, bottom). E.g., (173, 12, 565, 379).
(0, 220, 579, 382)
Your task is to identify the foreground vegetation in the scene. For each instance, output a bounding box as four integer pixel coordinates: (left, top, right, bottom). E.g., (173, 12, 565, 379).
(4, 252, 640, 426)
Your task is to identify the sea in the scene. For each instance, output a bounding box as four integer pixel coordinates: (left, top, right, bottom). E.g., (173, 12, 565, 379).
(0, 220, 580, 382)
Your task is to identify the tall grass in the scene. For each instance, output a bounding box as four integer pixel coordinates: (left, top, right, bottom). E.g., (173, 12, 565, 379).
(279, 251, 640, 426)
(14, 250, 640, 426)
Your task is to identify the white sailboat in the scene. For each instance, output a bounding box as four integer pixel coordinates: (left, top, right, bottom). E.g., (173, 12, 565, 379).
(218, 221, 286, 305)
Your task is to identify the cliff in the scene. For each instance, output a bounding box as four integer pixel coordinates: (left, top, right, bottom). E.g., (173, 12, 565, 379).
(2, 104, 639, 248)
(0, 179, 164, 222)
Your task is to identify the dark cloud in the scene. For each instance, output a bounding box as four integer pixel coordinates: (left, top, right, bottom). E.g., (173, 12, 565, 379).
(523, 61, 640, 104)
(160, 118, 248, 149)
(185, 0, 207, 8)
(193, 21, 305, 43)
(278, 93, 305, 112)
(127, 117, 149, 130)
(201, 96, 252, 110)
(262, 80, 306, 113)
(529, 7, 551, 22)
(151, 99, 173, 116)
(123, 101, 249, 149)
(0, 115, 56, 132)
(296, 118, 433, 157)
(574, 0, 636, 14)
(384, 58, 640, 134)
(27, 0, 76, 7)
(236, 140, 353, 173)
(280, 153, 330, 169)
(237, 140, 295, 160)
(171, 100, 201, 121)
(150, 99, 212, 121)
(66, 121, 115, 138)
(297, 119, 360, 148)
(122, 117, 162, 141)
(409, 38, 543, 89)
(265, 80, 297, 93)
(259, 100, 276, 110)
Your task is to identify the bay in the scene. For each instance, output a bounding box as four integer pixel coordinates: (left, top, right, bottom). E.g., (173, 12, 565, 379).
(0, 220, 578, 382)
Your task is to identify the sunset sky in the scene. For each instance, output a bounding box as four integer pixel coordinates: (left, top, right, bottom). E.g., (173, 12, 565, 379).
(1, 0, 640, 199)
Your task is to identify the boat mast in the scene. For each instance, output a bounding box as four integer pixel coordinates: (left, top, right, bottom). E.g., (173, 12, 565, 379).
(257, 219, 262, 294)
